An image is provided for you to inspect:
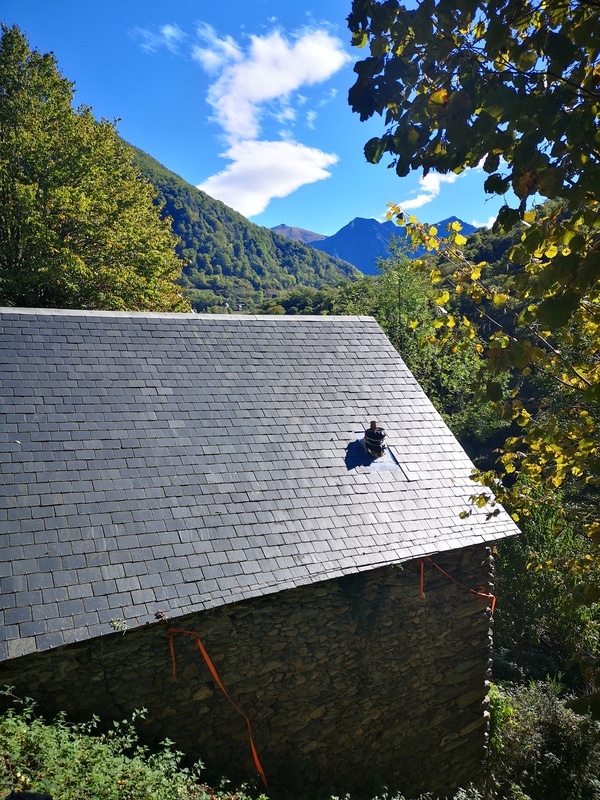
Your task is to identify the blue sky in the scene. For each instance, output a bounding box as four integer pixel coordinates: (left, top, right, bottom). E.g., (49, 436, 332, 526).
(3, 0, 506, 236)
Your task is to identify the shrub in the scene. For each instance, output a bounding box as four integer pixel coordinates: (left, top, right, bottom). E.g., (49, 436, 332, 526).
(0, 689, 244, 800)
(488, 681, 600, 799)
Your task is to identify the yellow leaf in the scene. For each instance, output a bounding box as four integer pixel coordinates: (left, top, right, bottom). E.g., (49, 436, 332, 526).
(523, 210, 536, 223)
(450, 220, 462, 232)
(544, 244, 558, 258)
(435, 290, 450, 305)
(471, 266, 481, 280)
(428, 226, 438, 236)
(454, 234, 467, 246)
(446, 314, 456, 328)
(429, 88, 449, 105)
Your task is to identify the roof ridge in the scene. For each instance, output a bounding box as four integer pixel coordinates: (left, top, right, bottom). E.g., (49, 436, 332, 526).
(0, 307, 371, 322)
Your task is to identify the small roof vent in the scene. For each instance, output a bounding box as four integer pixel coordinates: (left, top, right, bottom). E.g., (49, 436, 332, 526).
(363, 420, 387, 459)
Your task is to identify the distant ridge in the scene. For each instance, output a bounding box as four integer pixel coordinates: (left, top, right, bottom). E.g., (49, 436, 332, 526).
(271, 224, 327, 245)
(272, 215, 479, 275)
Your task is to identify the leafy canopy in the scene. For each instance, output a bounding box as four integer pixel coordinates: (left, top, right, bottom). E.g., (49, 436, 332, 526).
(0, 25, 189, 311)
(347, 0, 600, 546)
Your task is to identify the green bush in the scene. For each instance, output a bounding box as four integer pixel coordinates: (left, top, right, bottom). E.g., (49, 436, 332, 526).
(0, 689, 249, 800)
(17, 681, 600, 800)
(488, 681, 600, 799)
(0, 686, 483, 800)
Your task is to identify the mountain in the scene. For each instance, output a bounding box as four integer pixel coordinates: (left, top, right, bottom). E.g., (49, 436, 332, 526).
(272, 216, 479, 276)
(270, 224, 327, 245)
(312, 217, 398, 275)
(129, 146, 358, 312)
(436, 217, 478, 238)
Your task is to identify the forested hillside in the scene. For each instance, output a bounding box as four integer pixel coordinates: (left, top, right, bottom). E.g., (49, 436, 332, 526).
(131, 147, 358, 312)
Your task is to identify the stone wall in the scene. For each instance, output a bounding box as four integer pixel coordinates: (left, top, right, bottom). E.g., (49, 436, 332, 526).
(0, 545, 494, 797)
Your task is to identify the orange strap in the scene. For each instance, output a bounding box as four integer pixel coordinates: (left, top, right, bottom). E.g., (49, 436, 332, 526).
(168, 626, 268, 790)
(419, 558, 497, 612)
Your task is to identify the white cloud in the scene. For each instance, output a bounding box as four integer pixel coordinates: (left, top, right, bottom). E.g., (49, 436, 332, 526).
(139, 21, 349, 216)
(198, 140, 338, 217)
(198, 28, 350, 142)
(273, 103, 296, 124)
(472, 215, 496, 229)
(191, 23, 242, 73)
(192, 25, 350, 215)
(136, 23, 187, 54)
(399, 172, 460, 210)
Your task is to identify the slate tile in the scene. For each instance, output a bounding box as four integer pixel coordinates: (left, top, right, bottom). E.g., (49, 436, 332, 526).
(5, 605, 33, 625)
(7, 637, 38, 658)
(1, 575, 27, 593)
(36, 632, 68, 651)
(130, 589, 158, 605)
(19, 620, 50, 638)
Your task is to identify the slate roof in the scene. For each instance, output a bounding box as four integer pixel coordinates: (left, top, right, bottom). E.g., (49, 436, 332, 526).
(0, 308, 519, 660)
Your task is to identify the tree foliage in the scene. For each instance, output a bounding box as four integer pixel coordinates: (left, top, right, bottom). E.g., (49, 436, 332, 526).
(488, 681, 600, 800)
(347, 0, 600, 547)
(494, 496, 600, 684)
(0, 25, 189, 311)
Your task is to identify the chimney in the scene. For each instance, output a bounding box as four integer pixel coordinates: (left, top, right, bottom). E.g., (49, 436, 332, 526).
(363, 420, 387, 459)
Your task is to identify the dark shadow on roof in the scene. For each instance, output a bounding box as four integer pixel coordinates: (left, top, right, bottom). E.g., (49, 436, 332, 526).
(345, 437, 405, 473)
(345, 439, 373, 470)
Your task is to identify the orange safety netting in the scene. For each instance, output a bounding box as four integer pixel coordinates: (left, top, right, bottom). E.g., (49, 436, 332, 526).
(419, 557, 496, 612)
(168, 626, 268, 790)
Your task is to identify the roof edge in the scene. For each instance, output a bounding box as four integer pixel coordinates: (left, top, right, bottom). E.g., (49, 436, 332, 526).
(0, 307, 375, 323)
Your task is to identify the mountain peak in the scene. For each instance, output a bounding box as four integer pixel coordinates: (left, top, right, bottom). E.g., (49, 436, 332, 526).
(435, 216, 478, 236)
(274, 214, 477, 275)
(271, 224, 327, 245)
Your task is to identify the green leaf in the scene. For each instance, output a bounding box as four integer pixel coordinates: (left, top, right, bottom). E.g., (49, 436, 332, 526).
(484, 173, 511, 195)
(364, 136, 387, 164)
(536, 293, 580, 329)
(351, 30, 369, 48)
(482, 84, 519, 122)
(486, 380, 504, 401)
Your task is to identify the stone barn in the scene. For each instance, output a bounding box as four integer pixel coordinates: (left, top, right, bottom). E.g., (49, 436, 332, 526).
(0, 308, 519, 797)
